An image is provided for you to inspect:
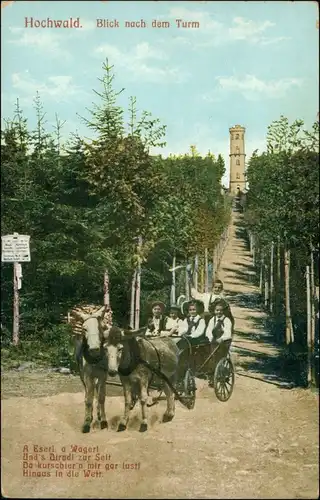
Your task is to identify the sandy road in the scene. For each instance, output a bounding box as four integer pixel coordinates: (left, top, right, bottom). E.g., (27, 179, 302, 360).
(1, 214, 319, 499)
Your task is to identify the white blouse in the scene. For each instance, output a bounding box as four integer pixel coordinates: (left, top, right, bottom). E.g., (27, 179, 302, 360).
(205, 315, 232, 343)
(178, 315, 206, 338)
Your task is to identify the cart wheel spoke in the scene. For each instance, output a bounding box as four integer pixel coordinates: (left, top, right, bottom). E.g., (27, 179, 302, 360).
(181, 368, 196, 409)
(213, 357, 235, 402)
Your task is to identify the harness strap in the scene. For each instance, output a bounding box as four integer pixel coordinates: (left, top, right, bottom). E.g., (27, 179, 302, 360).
(118, 337, 141, 376)
(118, 336, 194, 409)
(138, 358, 194, 409)
(143, 337, 162, 389)
(81, 338, 108, 370)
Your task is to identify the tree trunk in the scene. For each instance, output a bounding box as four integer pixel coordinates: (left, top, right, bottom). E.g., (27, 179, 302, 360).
(135, 265, 141, 330)
(306, 265, 313, 386)
(171, 253, 176, 305)
(13, 262, 20, 346)
(103, 269, 110, 306)
(134, 236, 143, 329)
(212, 250, 215, 286)
(310, 248, 316, 385)
(129, 269, 137, 329)
(277, 236, 281, 285)
(264, 262, 269, 308)
(284, 248, 294, 344)
(259, 251, 264, 295)
(252, 235, 256, 267)
(214, 246, 218, 278)
(194, 254, 198, 291)
(204, 248, 209, 293)
(270, 241, 275, 313)
(185, 263, 190, 301)
(200, 256, 204, 293)
(276, 236, 281, 315)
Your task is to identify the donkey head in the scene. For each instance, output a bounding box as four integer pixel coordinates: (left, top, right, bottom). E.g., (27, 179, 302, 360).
(104, 326, 146, 377)
(104, 326, 125, 377)
(71, 306, 106, 355)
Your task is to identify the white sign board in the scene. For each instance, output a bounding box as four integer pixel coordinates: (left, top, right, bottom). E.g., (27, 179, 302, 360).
(1, 234, 31, 262)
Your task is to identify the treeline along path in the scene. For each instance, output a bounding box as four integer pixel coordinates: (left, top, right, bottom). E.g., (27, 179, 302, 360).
(1, 213, 319, 499)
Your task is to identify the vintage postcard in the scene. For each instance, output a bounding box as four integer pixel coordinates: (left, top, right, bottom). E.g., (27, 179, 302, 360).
(1, 0, 319, 498)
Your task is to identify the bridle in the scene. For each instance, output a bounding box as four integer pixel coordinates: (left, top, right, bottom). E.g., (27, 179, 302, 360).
(81, 317, 107, 366)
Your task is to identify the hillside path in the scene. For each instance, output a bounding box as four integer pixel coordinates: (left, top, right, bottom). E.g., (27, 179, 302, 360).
(1, 214, 319, 499)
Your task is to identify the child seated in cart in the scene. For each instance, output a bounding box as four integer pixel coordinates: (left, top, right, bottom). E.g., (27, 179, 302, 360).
(145, 300, 168, 337)
(205, 299, 234, 359)
(177, 300, 207, 344)
(160, 304, 183, 337)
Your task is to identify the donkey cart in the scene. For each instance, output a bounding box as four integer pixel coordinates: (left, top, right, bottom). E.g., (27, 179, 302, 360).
(189, 337, 235, 402)
(147, 335, 235, 407)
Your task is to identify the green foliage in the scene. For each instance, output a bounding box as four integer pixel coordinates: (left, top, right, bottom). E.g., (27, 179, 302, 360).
(1, 59, 230, 366)
(246, 117, 319, 250)
(245, 114, 319, 355)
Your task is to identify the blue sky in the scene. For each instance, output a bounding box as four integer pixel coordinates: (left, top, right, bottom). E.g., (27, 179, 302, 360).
(1, 0, 319, 185)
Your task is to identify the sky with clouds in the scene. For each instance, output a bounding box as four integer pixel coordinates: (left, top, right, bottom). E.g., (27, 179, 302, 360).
(1, 0, 319, 186)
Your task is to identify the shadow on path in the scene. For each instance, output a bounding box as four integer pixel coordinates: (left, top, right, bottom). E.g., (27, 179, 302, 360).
(224, 216, 307, 389)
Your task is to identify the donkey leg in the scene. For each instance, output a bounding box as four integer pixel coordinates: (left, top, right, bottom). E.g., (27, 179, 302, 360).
(82, 374, 94, 433)
(97, 374, 108, 430)
(162, 381, 175, 423)
(118, 380, 132, 432)
(139, 375, 149, 432)
(92, 381, 101, 427)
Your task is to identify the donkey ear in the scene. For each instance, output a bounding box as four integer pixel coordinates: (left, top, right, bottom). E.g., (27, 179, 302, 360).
(93, 306, 106, 319)
(71, 309, 89, 322)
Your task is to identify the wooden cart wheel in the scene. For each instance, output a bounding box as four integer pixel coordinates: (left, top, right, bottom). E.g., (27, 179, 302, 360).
(183, 368, 196, 409)
(213, 357, 235, 402)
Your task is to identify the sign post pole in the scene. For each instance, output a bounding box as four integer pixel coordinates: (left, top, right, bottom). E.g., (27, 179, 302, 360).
(13, 262, 20, 346)
(1, 233, 31, 347)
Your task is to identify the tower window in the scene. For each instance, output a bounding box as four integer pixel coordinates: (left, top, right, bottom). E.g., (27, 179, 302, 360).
(236, 146, 240, 154)
(236, 159, 240, 165)
(236, 172, 240, 179)
(235, 134, 239, 139)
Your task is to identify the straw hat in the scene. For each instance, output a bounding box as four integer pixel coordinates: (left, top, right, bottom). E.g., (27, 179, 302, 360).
(150, 300, 166, 313)
(182, 299, 205, 317)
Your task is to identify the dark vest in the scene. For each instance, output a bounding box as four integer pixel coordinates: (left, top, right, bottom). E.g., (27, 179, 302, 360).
(211, 317, 225, 340)
(186, 316, 201, 336)
(147, 316, 167, 333)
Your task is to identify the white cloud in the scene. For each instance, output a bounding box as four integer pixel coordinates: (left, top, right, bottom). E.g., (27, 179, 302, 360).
(215, 74, 303, 100)
(259, 36, 291, 46)
(8, 26, 71, 59)
(165, 9, 290, 48)
(94, 42, 189, 83)
(202, 74, 304, 102)
(227, 17, 274, 43)
(7, 19, 95, 58)
(10, 72, 87, 105)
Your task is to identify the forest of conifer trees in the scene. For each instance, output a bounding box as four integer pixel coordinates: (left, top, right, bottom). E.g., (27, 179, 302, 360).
(1, 60, 231, 366)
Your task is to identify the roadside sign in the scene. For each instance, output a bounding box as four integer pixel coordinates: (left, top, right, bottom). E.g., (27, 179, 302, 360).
(1, 233, 31, 262)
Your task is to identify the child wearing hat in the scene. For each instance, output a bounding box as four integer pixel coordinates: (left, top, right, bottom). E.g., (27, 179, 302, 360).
(160, 304, 183, 337)
(178, 300, 206, 342)
(145, 300, 168, 337)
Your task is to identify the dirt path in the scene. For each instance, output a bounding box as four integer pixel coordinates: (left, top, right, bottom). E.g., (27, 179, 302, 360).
(218, 214, 292, 385)
(1, 214, 319, 499)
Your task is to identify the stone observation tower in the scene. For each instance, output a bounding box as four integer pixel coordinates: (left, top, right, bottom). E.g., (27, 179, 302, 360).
(229, 124, 246, 195)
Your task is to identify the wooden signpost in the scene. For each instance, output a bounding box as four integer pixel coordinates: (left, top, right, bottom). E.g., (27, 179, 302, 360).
(1, 233, 31, 346)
